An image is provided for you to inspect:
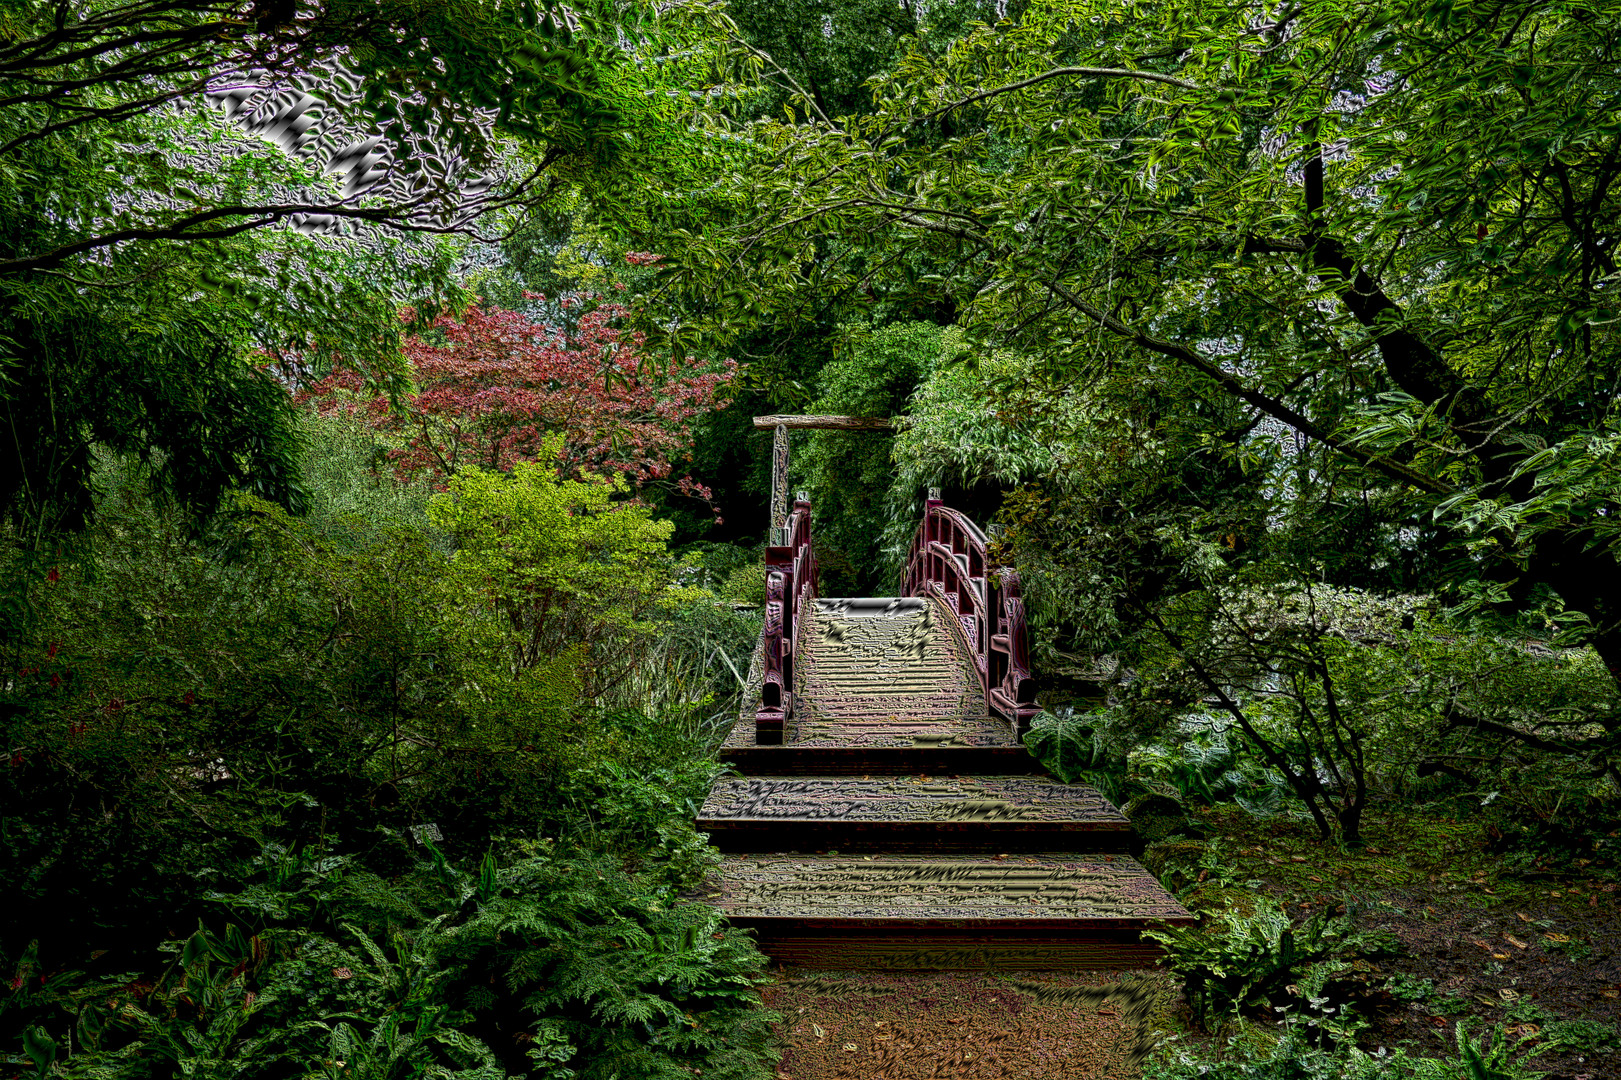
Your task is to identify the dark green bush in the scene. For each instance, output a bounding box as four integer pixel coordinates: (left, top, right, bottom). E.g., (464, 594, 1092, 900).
(1, 843, 778, 1080)
(0, 438, 778, 1079)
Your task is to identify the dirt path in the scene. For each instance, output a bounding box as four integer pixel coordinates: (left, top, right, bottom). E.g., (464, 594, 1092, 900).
(762, 969, 1178, 1080)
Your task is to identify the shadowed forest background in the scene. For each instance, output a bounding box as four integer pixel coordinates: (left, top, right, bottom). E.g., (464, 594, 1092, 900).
(1, 0, 1619, 1076)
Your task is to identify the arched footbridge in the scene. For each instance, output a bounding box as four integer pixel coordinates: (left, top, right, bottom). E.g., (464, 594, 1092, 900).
(692, 418, 1194, 970)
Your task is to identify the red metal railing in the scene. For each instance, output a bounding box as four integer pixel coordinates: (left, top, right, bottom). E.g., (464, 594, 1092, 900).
(756, 494, 817, 744)
(901, 493, 1038, 736)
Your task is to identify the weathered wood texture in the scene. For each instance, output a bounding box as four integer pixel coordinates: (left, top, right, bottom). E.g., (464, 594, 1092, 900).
(717, 740, 1047, 776)
(756, 495, 817, 744)
(706, 853, 1192, 928)
(709, 495, 1189, 970)
(769, 423, 790, 531)
(697, 775, 1136, 854)
(742, 933, 1168, 971)
(753, 414, 895, 431)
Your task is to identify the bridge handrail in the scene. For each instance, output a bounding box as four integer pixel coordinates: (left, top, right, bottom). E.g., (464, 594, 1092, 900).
(901, 494, 1038, 736)
(756, 495, 816, 743)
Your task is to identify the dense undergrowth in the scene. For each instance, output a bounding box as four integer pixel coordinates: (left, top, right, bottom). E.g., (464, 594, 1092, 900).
(0, 415, 777, 1080)
(1022, 701, 1621, 1078)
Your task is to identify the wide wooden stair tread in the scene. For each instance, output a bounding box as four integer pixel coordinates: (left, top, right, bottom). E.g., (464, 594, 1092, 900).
(703, 853, 1192, 970)
(698, 775, 1134, 852)
(708, 853, 1191, 927)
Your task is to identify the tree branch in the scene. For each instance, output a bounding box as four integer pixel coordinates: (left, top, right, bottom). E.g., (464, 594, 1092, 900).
(926, 65, 1200, 122)
(1036, 274, 1454, 494)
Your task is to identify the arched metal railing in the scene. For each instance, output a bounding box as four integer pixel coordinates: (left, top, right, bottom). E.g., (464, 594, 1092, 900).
(901, 491, 1038, 736)
(755, 493, 817, 744)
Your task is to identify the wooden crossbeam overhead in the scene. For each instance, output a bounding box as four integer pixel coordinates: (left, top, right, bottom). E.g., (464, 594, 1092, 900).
(752, 414, 895, 431)
(756, 415, 895, 532)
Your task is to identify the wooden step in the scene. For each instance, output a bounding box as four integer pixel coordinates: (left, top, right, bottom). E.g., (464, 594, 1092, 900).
(698, 775, 1135, 853)
(719, 742, 1045, 776)
(705, 853, 1193, 970)
(747, 934, 1167, 970)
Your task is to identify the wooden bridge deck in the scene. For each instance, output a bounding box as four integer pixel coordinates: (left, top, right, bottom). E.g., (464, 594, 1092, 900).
(702, 595, 1191, 969)
(720, 596, 1041, 774)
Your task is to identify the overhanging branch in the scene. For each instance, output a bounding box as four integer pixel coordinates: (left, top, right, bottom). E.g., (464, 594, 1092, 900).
(1038, 275, 1455, 495)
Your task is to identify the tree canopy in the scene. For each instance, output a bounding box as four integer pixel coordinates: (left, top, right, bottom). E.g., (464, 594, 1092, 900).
(0, 0, 753, 539)
(653, 0, 1621, 683)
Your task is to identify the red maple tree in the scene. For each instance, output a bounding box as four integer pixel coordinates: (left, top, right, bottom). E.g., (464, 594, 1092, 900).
(299, 287, 732, 510)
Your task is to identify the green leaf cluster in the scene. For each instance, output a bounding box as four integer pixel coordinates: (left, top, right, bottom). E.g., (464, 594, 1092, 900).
(426, 438, 706, 700)
(1, 844, 777, 1080)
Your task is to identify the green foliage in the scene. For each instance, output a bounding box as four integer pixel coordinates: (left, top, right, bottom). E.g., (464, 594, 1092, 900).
(297, 411, 446, 545)
(890, 339, 1073, 493)
(660, 0, 1621, 767)
(0, 441, 737, 951)
(1383, 975, 1440, 1005)
(1022, 707, 1131, 803)
(559, 752, 727, 889)
(1538, 934, 1594, 964)
(1534, 1017, 1621, 1056)
(1144, 957, 1397, 1079)
(719, 562, 767, 607)
(726, 0, 1015, 121)
(1439, 1022, 1549, 1080)
(1144, 1030, 1396, 1080)
(1142, 896, 1393, 1032)
(0, 441, 778, 1076)
(427, 441, 704, 701)
(881, 337, 1085, 580)
(794, 321, 945, 593)
(0, 846, 777, 1080)
(0, 280, 317, 539)
(1024, 706, 1293, 844)
(606, 590, 763, 744)
(1144, 1023, 1549, 1080)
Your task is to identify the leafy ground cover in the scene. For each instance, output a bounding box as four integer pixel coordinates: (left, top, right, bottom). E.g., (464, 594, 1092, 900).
(0, 420, 780, 1080)
(1137, 801, 1621, 1078)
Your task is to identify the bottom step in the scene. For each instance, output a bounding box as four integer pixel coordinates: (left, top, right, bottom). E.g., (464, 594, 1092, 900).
(707, 853, 1193, 970)
(749, 932, 1168, 970)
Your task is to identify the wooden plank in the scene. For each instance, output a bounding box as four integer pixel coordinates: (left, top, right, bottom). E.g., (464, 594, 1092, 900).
(718, 743, 1047, 776)
(753, 414, 895, 431)
(752, 933, 1168, 970)
(708, 853, 1192, 929)
(700, 776, 1128, 827)
(699, 775, 1134, 854)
